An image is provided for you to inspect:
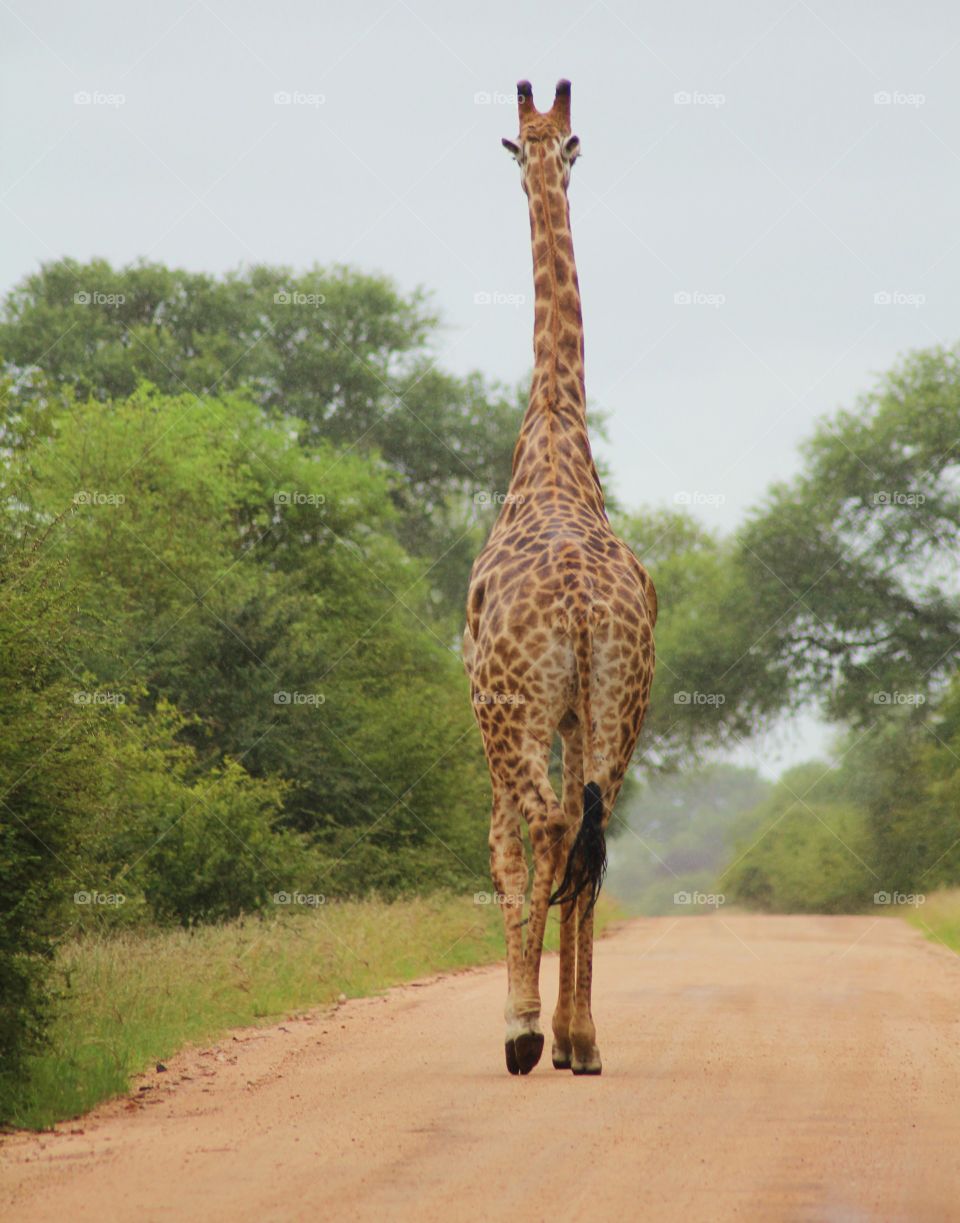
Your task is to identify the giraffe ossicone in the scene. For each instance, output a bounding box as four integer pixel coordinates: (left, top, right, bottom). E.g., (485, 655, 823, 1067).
(464, 78, 657, 1076)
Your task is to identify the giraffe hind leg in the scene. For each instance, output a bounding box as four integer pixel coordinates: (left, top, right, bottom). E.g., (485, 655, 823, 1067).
(564, 760, 634, 1075)
(488, 792, 532, 1074)
(570, 886, 602, 1075)
(552, 781, 606, 1073)
(551, 897, 576, 1069)
(505, 768, 568, 1075)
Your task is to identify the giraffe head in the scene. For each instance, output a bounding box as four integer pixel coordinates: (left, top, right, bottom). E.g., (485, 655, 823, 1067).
(502, 79, 581, 192)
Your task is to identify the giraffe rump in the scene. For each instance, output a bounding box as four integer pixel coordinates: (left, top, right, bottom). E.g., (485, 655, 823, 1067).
(549, 781, 606, 916)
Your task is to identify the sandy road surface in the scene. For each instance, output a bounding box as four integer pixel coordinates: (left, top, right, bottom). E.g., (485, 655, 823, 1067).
(3, 915, 960, 1222)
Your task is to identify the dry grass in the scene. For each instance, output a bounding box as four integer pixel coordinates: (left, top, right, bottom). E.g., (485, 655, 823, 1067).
(6, 893, 621, 1130)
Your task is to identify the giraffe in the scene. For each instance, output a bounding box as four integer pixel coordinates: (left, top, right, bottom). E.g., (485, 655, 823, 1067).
(463, 78, 657, 1076)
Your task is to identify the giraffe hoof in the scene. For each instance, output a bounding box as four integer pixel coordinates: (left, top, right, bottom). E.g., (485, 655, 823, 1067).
(513, 1032, 544, 1074)
(551, 1043, 572, 1070)
(571, 1063, 602, 1076)
(505, 1040, 521, 1075)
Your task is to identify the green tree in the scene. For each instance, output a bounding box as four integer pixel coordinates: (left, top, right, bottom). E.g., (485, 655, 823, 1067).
(720, 675, 960, 913)
(0, 258, 525, 615)
(607, 764, 770, 913)
(614, 508, 789, 767)
(735, 345, 960, 723)
(7, 386, 490, 893)
(70, 702, 305, 928)
(721, 763, 876, 913)
(0, 535, 105, 1105)
(832, 691, 960, 896)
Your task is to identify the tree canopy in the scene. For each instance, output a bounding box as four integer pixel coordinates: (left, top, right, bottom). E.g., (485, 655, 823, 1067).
(0, 258, 525, 615)
(735, 346, 960, 722)
(4, 384, 491, 894)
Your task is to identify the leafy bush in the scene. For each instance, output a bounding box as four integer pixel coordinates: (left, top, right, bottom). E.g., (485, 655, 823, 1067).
(723, 798, 874, 913)
(0, 539, 106, 1109)
(721, 681, 960, 913)
(127, 760, 297, 926)
(9, 387, 490, 893)
(76, 707, 305, 927)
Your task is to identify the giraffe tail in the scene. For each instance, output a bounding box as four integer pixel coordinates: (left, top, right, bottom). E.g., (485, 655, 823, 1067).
(549, 610, 607, 915)
(549, 781, 606, 915)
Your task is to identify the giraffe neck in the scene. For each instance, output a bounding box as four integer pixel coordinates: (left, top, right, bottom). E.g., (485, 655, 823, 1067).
(506, 149, 606, 517)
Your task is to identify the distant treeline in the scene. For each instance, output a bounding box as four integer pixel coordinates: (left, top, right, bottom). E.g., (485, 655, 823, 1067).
(611, 687, 960, 916)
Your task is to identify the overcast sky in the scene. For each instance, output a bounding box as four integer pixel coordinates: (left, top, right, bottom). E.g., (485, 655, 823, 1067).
(5, 0, 959, 773)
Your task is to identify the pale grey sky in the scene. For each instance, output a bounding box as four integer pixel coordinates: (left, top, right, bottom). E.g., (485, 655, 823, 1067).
(5, 0, 959, 772)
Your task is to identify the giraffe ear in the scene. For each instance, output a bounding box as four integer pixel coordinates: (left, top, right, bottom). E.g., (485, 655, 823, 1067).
(563, 135, 581, 164)
(502, 137, 522, 160)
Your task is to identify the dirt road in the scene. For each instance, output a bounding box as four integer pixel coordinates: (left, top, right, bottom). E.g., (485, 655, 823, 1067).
(4, 915, 960, 1222)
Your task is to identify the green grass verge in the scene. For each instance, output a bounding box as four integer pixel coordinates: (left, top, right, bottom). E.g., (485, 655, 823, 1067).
(4, 893, 623, 1131)
(906, 887, 960, 954)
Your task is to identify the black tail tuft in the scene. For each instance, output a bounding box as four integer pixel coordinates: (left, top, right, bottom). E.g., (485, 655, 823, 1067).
(549, 782, 607, 916)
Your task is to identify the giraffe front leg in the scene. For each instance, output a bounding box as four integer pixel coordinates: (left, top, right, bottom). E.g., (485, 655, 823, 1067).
(488, 799, 529, 1074)
(570, 889, 601, 1075)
